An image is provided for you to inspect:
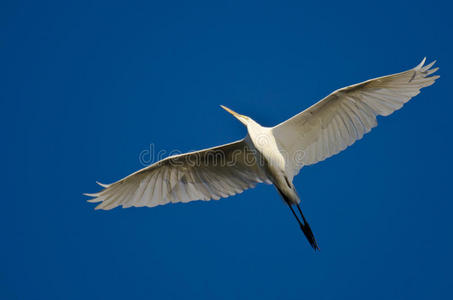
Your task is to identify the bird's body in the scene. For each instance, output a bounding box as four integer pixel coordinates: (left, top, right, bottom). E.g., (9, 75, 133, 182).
(244, 121, 299, 205)
(86, 58, 439, 250)
(243, 123, 289, 198)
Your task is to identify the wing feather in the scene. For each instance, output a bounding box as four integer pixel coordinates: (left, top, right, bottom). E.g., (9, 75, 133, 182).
(273, 58, 439, 178)
(85, 139, 269, 210)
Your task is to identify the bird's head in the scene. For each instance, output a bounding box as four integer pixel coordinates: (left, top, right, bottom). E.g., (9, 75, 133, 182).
(220, 105, 250, 126)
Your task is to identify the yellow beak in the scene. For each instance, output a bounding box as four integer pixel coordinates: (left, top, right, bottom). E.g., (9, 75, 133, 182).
(220, 105, 245, 122)
(220, 105, 248, 125)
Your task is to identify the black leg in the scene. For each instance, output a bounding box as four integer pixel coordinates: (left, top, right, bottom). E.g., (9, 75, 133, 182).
(296, 203, 308, 224)
(288, 203, 304, 227)
(295, 203, 320, 251)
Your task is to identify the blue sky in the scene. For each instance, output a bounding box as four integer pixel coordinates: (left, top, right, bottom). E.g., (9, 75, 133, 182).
(2, 0, 452, 299)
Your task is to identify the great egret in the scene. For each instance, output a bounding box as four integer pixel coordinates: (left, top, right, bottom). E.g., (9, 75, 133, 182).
(85, 58, 438, 250)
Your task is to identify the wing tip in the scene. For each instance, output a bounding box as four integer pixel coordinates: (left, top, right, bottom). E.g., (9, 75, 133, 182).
(94, 205, 105, 210)
(415, 57, 427, 69)
(84, 194, 103, 203)
(415, 57, 438, 72)
(96, 181, 110, 188)
(94, 202, 115, 210)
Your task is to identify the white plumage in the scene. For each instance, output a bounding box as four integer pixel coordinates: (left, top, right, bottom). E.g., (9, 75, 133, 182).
(85, 58, 438, 250)
(86, 140, 270, 210)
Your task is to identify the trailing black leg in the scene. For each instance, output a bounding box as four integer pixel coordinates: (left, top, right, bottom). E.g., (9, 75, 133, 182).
(296, 203, 320, 251)
(288, 203, 303, 227)
(277, 185, 319, 251)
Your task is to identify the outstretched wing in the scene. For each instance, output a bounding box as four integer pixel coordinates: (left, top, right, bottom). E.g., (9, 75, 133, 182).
(85, 139, 270, 210)
(273, 58, 439, 178)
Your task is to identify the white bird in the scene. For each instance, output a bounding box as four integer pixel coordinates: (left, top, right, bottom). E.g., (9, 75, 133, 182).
(85, 58, 438, 250)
